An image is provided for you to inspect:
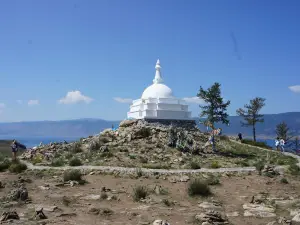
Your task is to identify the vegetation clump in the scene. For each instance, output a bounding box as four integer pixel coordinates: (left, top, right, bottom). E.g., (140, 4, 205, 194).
(241, 139, 272, 149)
(187, 179, 211, 197)
(51, 158, 65, 167)
(132, 185, 148, 201)
(280, 177, 289, 184)
(8, 161, 27, 173)
(210, 161, 220, 169)
(63, 169, 83, 182)
(0, 159, 11, 172)
(69, 157, 82, 166)
(190, 161, 201, 169)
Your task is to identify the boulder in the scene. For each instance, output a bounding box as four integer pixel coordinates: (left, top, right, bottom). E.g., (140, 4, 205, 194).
(152, 220, 170, 225)
(243, 203, 276, 218)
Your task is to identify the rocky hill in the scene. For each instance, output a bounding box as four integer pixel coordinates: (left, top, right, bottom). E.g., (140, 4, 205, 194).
(19, 119, 296, 170)
(1, 120, 300, 224)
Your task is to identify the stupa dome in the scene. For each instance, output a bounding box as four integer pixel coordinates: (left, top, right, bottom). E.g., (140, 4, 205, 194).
(141, 83, 174, 99)
(141, 59, 174, 99)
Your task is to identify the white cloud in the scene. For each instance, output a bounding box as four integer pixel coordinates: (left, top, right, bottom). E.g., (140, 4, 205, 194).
(289, 85, 300, 93)
(59, 90, 93, 104)
(182, 97, 205, 104)
(113, 97, 133, 103)
(28, 100, 39, 105)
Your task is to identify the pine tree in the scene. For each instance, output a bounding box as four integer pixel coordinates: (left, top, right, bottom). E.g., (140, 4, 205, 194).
(197, 82, 230, 151)
(236, 97, 266, 142)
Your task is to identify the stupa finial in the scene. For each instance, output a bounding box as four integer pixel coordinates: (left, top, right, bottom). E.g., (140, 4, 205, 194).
(153, 59, 163, 84)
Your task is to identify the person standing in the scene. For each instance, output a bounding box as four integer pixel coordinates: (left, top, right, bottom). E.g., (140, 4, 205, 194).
(11, 140, 18, 161)
(238, 133, 243, 141)
(279, 139, 285, 152)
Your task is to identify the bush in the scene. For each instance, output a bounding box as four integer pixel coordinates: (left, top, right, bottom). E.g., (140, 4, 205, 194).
(206, 175, 220, 185)
(69, 157, 82, 166)
(135, 127, 151, 138)
(132, 185, 148, 201)
(8, 161, 27, 173)
(254, 161, 264, 172)
(63, 169, 82, 182)
(187, 179, 211, 197)
(100, 152, 114, 158)
(190, 161, 201, 169)
(139, 156, 148, 164)
(241, 139, 272, 150)
(0, 159, 11, 172)
(162, 199, 173, 207)
(280, 177, 289, 184)
(136, 168, 143, 177)
(32, 155, 43, 165)
(219, 135, 229, 141)
(100, 192, 108, 200)
(210, 161, 220, 169)
(51, 158, 65, 167)
(71, 142, 82, 153)
(289, 164, 300, 176)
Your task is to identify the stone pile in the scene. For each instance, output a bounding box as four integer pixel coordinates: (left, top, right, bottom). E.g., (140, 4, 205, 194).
(20, 119, 211, 166)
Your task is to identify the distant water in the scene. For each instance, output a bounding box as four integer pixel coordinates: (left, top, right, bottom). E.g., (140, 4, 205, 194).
(0, 136, 81, 148)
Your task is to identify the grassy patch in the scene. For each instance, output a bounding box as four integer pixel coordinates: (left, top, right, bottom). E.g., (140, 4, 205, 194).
(280, 177, 289, 184)
(132, 185, 148, 201)
(69, 157, 82, 166)
(100, 152, 114, 158)
(206, 174, 221, 185)
(210, 161, 220, 169)
(135, 168, 143, 177)
(8, 161, 27, 173)
(71, 142, 82, 153)
(63, 169, 83, 182)
(289, 164, 300, 176)
(190, 161, 201, 169)
(0, 159, 11, 172)
(241, 139, 272, 149)
(51, 158, 65, 167)
(187, 179, 211, 197)
(32, 155, 43, 165)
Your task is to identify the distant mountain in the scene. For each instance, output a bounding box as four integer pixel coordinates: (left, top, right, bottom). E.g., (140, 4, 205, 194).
(196, 112, 300, 138)
(0, 112, 299, 138)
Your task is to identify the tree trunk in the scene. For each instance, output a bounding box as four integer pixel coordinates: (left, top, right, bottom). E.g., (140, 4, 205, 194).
(253, 125, 256, 142)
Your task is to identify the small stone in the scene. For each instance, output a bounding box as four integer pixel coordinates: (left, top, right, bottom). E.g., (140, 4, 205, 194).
(226, 211, 239, 217)
(292, 213, 300, 225)
(80, 195, 101, 200)
(89, 172, 95, 175)
(152, 219, 170, 225)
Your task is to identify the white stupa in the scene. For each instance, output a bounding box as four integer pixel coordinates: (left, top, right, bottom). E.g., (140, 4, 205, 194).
(127, 60, 192, 120)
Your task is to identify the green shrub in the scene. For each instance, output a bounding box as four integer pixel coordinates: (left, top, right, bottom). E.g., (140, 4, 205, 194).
(238, 159, 250, 167)
(63, 169, 82, 182)
(289, 164, 300, 176)
(51, 158, 65, 167)
(132, 185, 148, 201)
(69, 157, 82, 166)
(190, 161, 201, 169)
(280, 177, 289, 184)
(32, 155, 43, 165)
(162, 199, 173, 207)
(0, 159, 11, 172)
(206, 175, 220, 185)
(100, 152, 114, 158)
(71, 142, 82, 153)
(139, 156, 148, 164)
(8, 161, 27, 173)
(210, 161, 220, 169)
(254, 161, 265, 172)
(187, 179, 211, 196)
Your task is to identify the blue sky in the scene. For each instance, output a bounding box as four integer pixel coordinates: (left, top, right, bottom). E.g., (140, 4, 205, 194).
(0, 0, 300, 122)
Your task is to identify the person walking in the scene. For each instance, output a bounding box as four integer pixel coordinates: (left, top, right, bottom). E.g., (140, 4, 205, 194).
(275, 137, 280, 151)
